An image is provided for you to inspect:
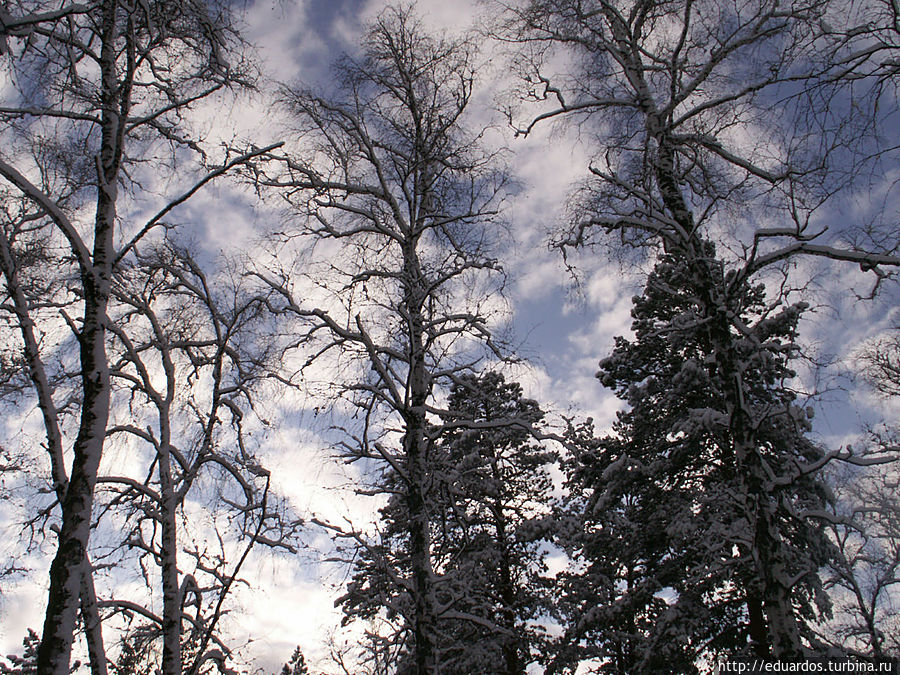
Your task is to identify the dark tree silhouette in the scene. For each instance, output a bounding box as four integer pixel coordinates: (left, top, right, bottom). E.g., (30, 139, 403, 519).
(251, 7, 513, 674)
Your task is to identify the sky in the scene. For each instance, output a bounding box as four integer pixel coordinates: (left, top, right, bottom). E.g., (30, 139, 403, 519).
(219, 2, 630, 667)
(1, 0, 898, 671)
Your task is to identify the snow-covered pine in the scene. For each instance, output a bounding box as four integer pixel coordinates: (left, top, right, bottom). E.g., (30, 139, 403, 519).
(338, 373, 555, 675)
(554, 246, 834, 673)
(499, 0, 900, 665)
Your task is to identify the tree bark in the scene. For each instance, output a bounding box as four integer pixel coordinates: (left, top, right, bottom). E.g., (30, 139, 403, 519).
(159, 440, 182, 675)
(0, 194, 108, 675)
(404, 239, 438, 675)
(79, 560, 109, 675)
(37, 1, 119, 670)
(406, 418, 437, 675)
(747, 591, 770, 657)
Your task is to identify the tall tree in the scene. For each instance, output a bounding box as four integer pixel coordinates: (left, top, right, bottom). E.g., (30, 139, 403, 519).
(251, 7, 513, 674)
(498, 0, 900, 660)
(0, 2, 275, 672)
(555, 248, 834, 673)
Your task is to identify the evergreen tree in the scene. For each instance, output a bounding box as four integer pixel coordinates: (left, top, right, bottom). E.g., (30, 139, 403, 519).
(338, 373, 554, 675)
(554, 246, 834, 673)
(1, 630, 40, 675)
(280, 647, 309, 675)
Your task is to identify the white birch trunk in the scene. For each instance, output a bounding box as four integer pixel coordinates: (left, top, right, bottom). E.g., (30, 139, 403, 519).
(36, 0, 119, 669)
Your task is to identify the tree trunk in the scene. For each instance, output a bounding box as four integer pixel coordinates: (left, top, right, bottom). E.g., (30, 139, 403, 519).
(404, 235, 437, 675)
(705, 282, 803, 659)
(747, 591, 770, 657)
(0, 208, 109, 675)
(491, 464, 523, 675)
(37, 0, 119, 669)
(79, 560, 109, 675)
(407, 421, 437, 675)
(754, 496, 803, 658)
(37, 284, 112, 675)
(159, 440, 182, 675)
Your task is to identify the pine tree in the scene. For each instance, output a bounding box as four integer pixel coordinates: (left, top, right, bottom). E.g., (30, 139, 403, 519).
(1, 630, 40, 675)
(338, 373, 554, 675)
(554, 246, 834, 673)
(280, 647, 309, 675)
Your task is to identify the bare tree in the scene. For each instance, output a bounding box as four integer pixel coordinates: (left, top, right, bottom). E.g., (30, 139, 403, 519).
(0, 2, 278, 672)
(820, 462, 900, 659)
(816, 327, 900, 658)
(496, 0, 900, 661)
(249, 7, 516, 674)
(92, 242, 299, 675)
(857, 330, 900, 397)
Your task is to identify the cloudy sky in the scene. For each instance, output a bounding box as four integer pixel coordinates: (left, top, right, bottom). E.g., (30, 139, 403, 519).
(1, 0, 898, 671)
(215, 2, 632, 667)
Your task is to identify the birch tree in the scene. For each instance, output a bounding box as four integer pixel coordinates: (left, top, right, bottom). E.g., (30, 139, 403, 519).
(95, 242, 298, 675)
(1, 187, 109, 675)
(820, 463, 900, 659)
(497, 0, 900, 661)
(816, 331, 900, 658)
(0, 2, 275, 672)
(251, 8, 512, 674)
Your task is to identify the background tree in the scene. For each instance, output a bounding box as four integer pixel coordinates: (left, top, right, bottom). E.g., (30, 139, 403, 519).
(0, 1, 276, 672)
(92, 241, 299, 675)
(858, 330, 900, 398)
(1, 629, 44, 675)
(338, 373, 554, 675)
(820, 462, 900, 659)
(280, 647, 310, 675)
(249, 7, 515, 674)
(814, 327, 900, 658)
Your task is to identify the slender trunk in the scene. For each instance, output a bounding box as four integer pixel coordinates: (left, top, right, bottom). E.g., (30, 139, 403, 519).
(37, 292, 112, 675)
(867, 613, 884, 660)
(407, 419, 436, 675)
(862, 602, 884, 659)
(79, 560, 109, 675)
(843, 566, 884, 659)
(496, 527, 522, 675)
(159, 441, 182, 675)
(723, 327, 801, 658)
(37, 1, 119, 670)
(0, 218, 108, 675)
(651, 126, 802, 654)
(404, 236, 437, 675)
